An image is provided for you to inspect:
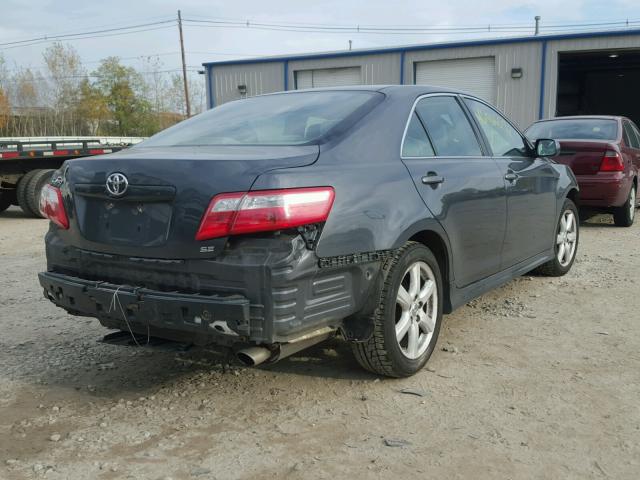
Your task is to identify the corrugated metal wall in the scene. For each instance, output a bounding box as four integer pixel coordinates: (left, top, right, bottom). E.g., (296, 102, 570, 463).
(210, 61, 284, 105)
(542, 34, 640, 119)
(404, 42, 542, 128)
(206, 32, 640, 130)
(207, 45, 541, 128)
(287, 52, 401, 88)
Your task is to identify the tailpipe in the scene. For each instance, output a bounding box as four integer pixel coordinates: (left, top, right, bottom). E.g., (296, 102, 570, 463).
(236, 346, 272, 367)
(235, 327, 334, 367)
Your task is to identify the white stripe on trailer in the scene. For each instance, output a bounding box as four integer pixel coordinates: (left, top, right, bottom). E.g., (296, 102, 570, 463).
(0, 136, 146, 145)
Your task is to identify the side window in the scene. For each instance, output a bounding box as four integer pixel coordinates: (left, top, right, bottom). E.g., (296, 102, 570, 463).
(402, 112, 435, 157)
(465, 98, 528, 157)
(628, 122, 640, 150)
(623, 122, 639, 149)
(415, 96, 482, 156)
(622, 123, 632, 146)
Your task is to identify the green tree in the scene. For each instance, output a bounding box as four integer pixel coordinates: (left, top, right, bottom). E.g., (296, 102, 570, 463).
(93, 57, 158, 136)
(75, 78, 109, 135)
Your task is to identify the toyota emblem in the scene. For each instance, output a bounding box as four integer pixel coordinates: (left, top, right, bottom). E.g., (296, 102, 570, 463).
(106, 172, 128, 197)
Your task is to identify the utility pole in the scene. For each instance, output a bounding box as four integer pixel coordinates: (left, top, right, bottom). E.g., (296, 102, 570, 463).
(534, 16, 541, 36)
(178, 10, 191, 117)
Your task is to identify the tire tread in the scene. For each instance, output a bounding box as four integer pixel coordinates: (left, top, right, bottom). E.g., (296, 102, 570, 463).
(26, 169, 53, 218)
(351, 241, 421, 378)
(16, 170, 41, 217)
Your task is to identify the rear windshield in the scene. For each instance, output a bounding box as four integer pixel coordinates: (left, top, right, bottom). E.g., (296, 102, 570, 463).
(525, 119, 618, 141)
(139, 91, 382, 147)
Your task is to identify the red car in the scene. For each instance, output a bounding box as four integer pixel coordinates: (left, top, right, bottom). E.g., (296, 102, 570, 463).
(526, 116, 639, 227)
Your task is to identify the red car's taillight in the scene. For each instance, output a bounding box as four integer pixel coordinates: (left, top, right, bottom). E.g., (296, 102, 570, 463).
(599, 150, 624, 172)
(39, 184, 69, 229)
(196, 187, 335, 241)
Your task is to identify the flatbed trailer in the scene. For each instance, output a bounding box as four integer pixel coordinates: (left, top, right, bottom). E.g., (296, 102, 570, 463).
(0, 137, 143, 217)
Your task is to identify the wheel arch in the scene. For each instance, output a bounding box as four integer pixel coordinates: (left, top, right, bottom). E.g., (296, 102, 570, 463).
(404, 227, 454, 314)
(566, 187, 580, 207)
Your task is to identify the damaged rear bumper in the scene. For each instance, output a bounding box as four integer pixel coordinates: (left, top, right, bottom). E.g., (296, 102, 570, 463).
(41, 231, 384, 345)
(38, 271, 250, 345)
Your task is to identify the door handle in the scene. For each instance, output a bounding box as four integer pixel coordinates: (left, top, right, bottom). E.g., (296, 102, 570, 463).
(504, 172, 519, 182)
(421, 172, 445, 185)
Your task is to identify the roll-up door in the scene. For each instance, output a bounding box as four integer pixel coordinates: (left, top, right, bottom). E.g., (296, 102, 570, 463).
(295, 70, 313, 89)
(295, 67, 361, 89)
(415, 57, 496, 103)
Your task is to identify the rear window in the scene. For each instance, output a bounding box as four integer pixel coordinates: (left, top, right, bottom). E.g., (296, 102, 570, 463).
(139, 91, 382, 147)
(525, 119, 618, 141)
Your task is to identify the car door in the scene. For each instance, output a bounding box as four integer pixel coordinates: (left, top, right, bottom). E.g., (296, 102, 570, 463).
(462, 97, 559, 268)
(623, 121, 640, 175)
(624, 121, 640, 204)
(400, 94, 507, 288)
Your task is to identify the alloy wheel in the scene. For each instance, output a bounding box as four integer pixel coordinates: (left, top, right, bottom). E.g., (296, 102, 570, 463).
(556, 210, 577, 267)
(395, 261, 438, 360)
(630, 187, 636, 221)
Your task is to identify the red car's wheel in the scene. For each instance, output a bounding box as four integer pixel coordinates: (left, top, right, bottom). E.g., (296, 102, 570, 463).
(613, 184, 636, 227)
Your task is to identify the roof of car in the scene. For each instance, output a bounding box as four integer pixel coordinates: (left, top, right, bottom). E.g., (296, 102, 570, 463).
(266, 84, 473, 98)
(534, 115, 624, 123)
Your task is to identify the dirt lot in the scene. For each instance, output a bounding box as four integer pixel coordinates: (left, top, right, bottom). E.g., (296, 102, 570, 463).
(1, 205, 639, 480)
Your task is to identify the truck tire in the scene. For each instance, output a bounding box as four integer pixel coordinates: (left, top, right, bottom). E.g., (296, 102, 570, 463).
(27, 169, 54, 218)
(16, 170, 42, 217)
(351, 242, 443, 378)
(0, 191, 11, 213)
(613, 184, 636, 227)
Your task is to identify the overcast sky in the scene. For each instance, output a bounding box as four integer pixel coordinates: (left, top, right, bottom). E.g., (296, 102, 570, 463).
(1, 0, 638, 75)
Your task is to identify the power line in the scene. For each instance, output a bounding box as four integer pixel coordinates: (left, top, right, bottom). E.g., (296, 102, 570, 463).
(181, 16, 640, 35)
(0, 20, 176, 50)
(0, 14, 175, 45)
(0, 25, 176, 52)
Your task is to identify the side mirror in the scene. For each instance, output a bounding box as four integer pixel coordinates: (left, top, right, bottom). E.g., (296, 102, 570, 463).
(535, 138, 560, 158)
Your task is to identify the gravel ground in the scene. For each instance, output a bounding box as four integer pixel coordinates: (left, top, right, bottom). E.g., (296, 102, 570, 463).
(1, 205, 639, 479)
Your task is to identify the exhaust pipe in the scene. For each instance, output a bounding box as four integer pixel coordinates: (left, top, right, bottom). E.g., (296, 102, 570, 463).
(236, 327, 334, 367)
(236, 346, 272, 366)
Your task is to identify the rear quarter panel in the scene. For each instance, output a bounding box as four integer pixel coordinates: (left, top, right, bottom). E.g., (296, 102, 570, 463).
(250, 90, 443, 258)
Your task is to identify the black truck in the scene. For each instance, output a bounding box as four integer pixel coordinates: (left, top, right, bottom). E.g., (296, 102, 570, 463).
(0, 138, 139, 217)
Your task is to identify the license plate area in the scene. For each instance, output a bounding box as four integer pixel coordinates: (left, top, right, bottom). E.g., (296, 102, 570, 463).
(78, 198, 172, 247)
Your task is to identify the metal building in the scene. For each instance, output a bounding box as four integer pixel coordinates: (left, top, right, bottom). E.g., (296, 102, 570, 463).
(202, 29, 640, 128)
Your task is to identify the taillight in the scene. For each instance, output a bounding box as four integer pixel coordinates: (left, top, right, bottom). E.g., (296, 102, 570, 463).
(600, 150, 624, 172)
(196, 187, 335, 241)
(39, 184, 69, 229)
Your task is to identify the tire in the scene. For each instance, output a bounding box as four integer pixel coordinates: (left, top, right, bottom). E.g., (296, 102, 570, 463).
(16, 170, 41, 217)
(534, 198, 579, 277)
(351, 241, 443, 377)
(0, 191, 11, 213)
(26, 169, 54, 218)
(613, 184, 636, 227)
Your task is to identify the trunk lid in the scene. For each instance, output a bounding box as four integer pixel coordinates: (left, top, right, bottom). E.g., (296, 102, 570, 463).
(553, 140, 614, 175)
(60, 145, 319, 259)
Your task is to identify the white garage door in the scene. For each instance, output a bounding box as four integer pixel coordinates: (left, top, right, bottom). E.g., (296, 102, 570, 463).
(295, 67, 361, 89)
(415, 57, 496, 103)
